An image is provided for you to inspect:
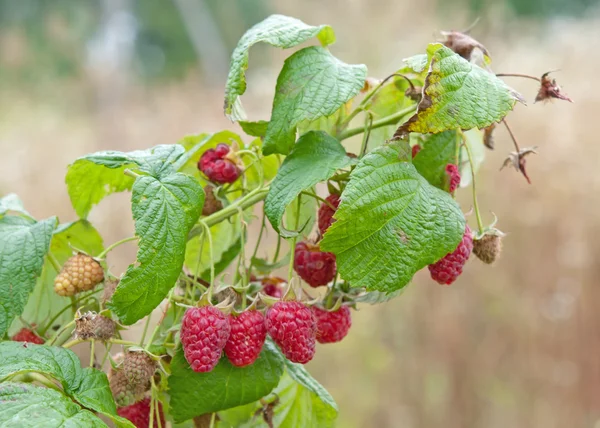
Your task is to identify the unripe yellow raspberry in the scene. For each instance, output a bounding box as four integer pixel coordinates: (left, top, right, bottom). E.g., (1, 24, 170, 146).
(54, 253, 104, 296)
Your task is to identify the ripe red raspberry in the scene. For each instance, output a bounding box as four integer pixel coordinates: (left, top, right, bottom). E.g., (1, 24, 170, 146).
(224, 310, 267, 367)
(117, 398, 165, 428)
(318, 194, 341, 235)
(412, 144, 422, 158)
(445, 164, 461, 193)
(12, 328, 44, 344)
(180, 306, 230, 373)
(312, 306, 352, 344)
(198, 144, 241, 184)
(265, 301, 316, 364)
(294, 242, 336, 287)
(261, 276, 285, 298)
(54, 253, 104, 297)
(428, 225, 473, 285)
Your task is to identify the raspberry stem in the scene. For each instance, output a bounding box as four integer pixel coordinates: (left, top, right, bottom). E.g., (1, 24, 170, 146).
(98, 236, 138, 259)
(339, 104, 416, 140)
(359, 113, 374, 157)
(89, 340, 95, 367)
(495, 72, 541, 83)
(47, 253, 61, 273)
(139, 314, 152, 346)
(461, 132, 484, 233)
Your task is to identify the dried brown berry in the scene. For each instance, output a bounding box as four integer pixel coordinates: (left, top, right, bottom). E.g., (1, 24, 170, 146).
(75, 311, 116, 341)
(54, 253, 104, 297)
(441, 31, 489, 61)
(483, 124, 496, 150)
(473, 233, 503, 264)
(535, 72, 573, 103)
(202, 186, 223, 216)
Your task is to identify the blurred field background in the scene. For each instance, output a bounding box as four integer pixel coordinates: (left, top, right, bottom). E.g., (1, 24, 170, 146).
(1, 0, 600, 427)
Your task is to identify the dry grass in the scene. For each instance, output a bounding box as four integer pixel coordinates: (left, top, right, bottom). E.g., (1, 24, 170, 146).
(1, 2, 599, 427)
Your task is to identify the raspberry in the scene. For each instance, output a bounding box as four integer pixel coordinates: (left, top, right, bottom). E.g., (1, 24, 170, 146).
(123, 350, 157, 388)
(312, 306, 352, 344)
(412, 144, 422, 158)
(117, 398, 165, 428)
(261, 276, 285, 298)
(180, 306, 230, 373)
(198, 144, 241, 184)
(109, 353, 148, 406)
(265, 301, 316, 364)
(445, 164, 461, 193)
(428, 225, 473, 285)
(202, 185, 223, 216)
(317, 194, 341, 235)
(54, 253, 104, 297)
(224, 310, 267, 367)
(473, 234, 503, 264)
(11, 328, 44, 344)
(75, 311, 116, 341)
(294, 242, 336, 287)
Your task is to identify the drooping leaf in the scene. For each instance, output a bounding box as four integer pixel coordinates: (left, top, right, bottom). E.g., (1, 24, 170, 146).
(0, 383, 108, 427)
(224, 14, 336, 120)
(66, 145, 186, 218)
(265, 131, 356, 233)
(108, 173, 204, 325)
(395, 44, 523, 137)
(239, 120, 269, 138)
(168, 344, 284, 423)
(320, 140, 465, 292)
(412, 130, 459, 190)
(296, 100, 352, 139)
(263, 47, 367, 155)
(0, 342, 132, 427)
(16, 220, 104, 334)
(0, 193, 31, 218)
(0, 216, 56, 337)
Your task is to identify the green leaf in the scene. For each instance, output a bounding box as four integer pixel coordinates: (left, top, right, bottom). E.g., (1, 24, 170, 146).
(402, 53, 428, 74)
(296, 101, 352, 138)
(251, 253, 290, 274)
(0, 216, 55, 337)
(168, 345, 284, 423)
(0, 382, 108, 427)
(458, 129, 485, 187)
(265, 131, 355, 233)
(108, 173, 204, 325)
(412, 130, 459, 190)
(66, 145, 186, 218)
(0, 193, 31, 218)
(263, 47, 367, 155)
(15, 220, 104, 334)
(224, 14, 336, 120)
(0, 342, 133, 427)
(283, 190, 317, 238)
(239, 120, 269, 138)
(320, 140, 465, 292)
(352, 289, 403, 304)
(396, 44, 523, 136)
(218, 342, 337, 427)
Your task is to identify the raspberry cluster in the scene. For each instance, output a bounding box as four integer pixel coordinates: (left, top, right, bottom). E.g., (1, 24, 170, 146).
(317, 194, 340, 235)
(54, 253, 104, 297)
(445, 163, 461, 194)
(11, 328, 44, 344)
(294, 242, 336, 287)
(428, 225, 473, 285)
(117, 398, 165, 428)
(197, 143, 241, 184)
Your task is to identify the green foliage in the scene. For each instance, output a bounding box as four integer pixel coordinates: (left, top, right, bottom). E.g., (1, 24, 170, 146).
(224, 14, 336, 120)
(412, 130, 459, 190)
(397, 44, 523, 136)
(109, 173, 204, 325)
(265, 131, 355, 233)
(0, 342, 132, 427)
(263, 47, 367, 155)
(0, 215, 56, 337)
(321, 140, 465, 292)
(168, 345, 284, 422)
(0, 383, 108, 427)
(0, 193, 30, 217)
(239, 120, 269, 138)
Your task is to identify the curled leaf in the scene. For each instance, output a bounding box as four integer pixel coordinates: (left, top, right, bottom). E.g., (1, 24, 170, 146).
(441, 31, 489, 62)
(500, 147, 538, 183)
(535, 72, 573, 103)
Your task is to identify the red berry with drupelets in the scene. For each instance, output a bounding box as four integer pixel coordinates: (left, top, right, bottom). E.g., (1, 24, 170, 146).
(294, 242, 336, 287)
(428, 225, 473, 285)
(266, 301, 316, 364)
(198, 143, 241, 184)
(180, 306, 230, 373)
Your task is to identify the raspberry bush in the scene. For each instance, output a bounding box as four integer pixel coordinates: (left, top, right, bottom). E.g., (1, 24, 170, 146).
(0, 14, 570, 427)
